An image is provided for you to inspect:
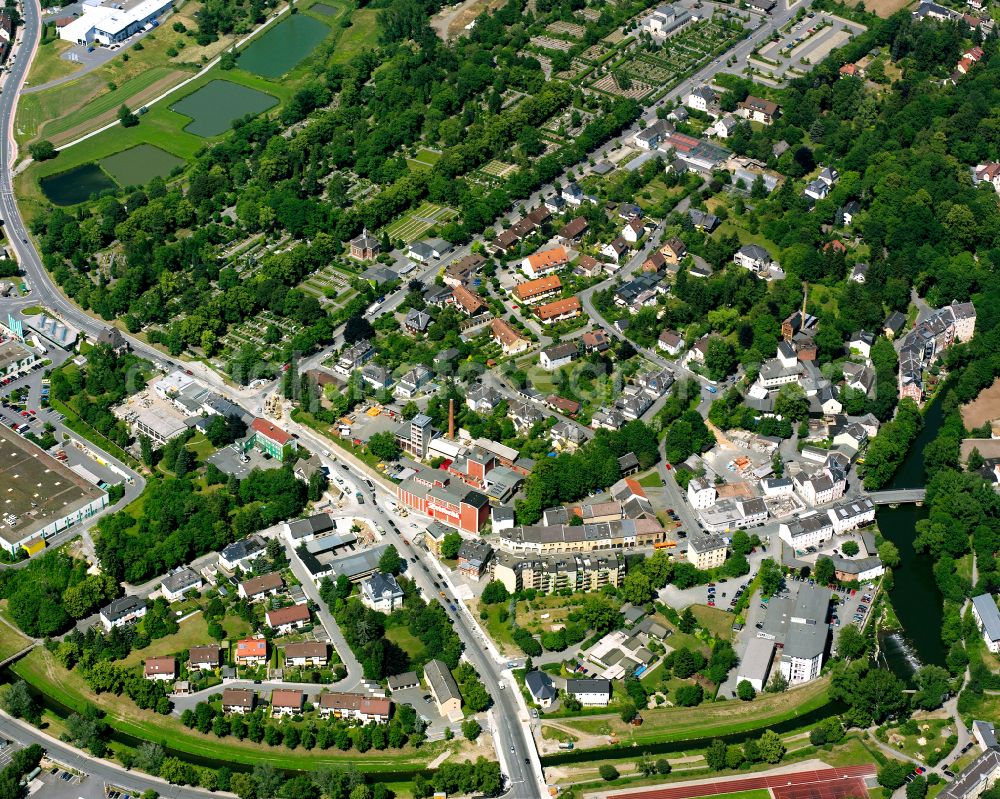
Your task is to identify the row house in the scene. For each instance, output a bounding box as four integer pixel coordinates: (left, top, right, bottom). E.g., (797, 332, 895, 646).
(490, 318, 530, 355)
(319, 693, 392, 723)
(513, 274, 562, 305)
(536, 296, 581, 325)
(496, 517, 667, 555)
(522, 246, 569, 279)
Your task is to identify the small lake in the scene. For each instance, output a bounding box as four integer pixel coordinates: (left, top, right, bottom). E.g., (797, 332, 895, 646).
(100, 144, 185, 187)
(237, 14, 331, 78)
(170, 80, 278, 137)
(876, 397, 947, 680)
(310, 2, 341, 16)
(40, 163, 116, 206)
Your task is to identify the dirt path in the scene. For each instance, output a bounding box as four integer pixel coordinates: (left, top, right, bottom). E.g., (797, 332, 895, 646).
(430, 0, 506, 39)
(961, 377, 1000, 430)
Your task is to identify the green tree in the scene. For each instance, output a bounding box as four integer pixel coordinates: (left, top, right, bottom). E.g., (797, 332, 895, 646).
(462, 719, 482, 740)
(878, 761, 911, 790)
(678, 607, 697, 633)
(368, 431, 401, 461)
(441, 532, 462, 560)
(836, 624, 867, 660)
(1, 681, 37, 722)
(814, 556, 835, 585)
(737, 680, 756, 701)
(842, 540, 860, 556)
(118, 104, 139, 127)
(378, 545, 402, 575)
(705, 739, 728, 770)
(758, 730, 785, 763)
(907, 776, 928, 799)
(599, 765, 620, 781)
(621, 572, 652, 605)
(28, 140, 57, 161)
(774, 384, 809, 422)
(758, 559, 783, 597)
(878, 541, 901, 568)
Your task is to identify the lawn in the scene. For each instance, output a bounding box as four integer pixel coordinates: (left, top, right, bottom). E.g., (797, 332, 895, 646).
(881, 717, 954, 764)
(0, 622, 32, 662)
(638, 471, 663, 488)
(329, 7, 379, 64)
(120, 613, 210, 667)
(553, 676, 830, 744)
(474, 601, 520, 655)
(711, 790, 771, 799)
(10, 647, 442, 772)
(385, 624, 425, 661)
(25, 39, 80, 86)
(515, 592, 586, 633)
(690, 604, 736, 640)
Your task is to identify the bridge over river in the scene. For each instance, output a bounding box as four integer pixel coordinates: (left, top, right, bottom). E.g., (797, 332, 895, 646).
(867, 488, 927, 505)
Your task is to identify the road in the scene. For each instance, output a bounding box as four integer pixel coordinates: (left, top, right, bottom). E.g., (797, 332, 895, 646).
(0, 710, 222, 799)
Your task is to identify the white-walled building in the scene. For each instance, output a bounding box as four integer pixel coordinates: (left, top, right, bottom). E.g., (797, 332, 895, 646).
(59, 0, 173, 45)
(687, 477, 717, 510)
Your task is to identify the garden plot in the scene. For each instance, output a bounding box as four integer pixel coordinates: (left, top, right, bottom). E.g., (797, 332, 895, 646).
(579, 43, 609, 63)
(384, 202, 457, 243)
(603, 29, 629, 44)
(300, 263, 355, 306)
(542, 107, 596, 138)
(624, 54, 676, 86)
(577, 7, 601, 22)
(546, 20, 587, 38)
(481, 160, 519, 179)
(500, 89, 526, 109)
(218, 311, 303, 362)
(591, 73, 653, 100)
(530, 35, 574, 52)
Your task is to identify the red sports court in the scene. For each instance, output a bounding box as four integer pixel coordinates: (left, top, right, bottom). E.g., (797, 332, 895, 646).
(613, 764, 876, 799)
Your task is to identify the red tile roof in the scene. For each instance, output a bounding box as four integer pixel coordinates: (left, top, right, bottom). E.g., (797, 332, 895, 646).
(251, 417, 292, 445)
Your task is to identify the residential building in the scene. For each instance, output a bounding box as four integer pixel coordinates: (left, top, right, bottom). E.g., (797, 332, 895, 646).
(493, 551, 625, 594)
(404, 309, 431, 335)
(525, 671, 556, 707)
(144, 657, 176, 681)
(601, 238, 629, 264)
(425, 659, 463, 721)
(973, 163, 1000, 194)
(522, 246, 569, 279)
(457, 539, 493, 580)
(849, 262, 868, 283)
(496, 517, 666, 555)
(687, 534, 727, 569)
(490, 318, 530, 355)
(689, 209, 719, 232)
(686, 85, 716, 112)
(557, 217, 588, 243)
(100, 596, 146, 631)
(660, 236, 687, 264)
(540, 342, 578, 371)
(453, 285, 487, 317)
(633, 119, 673, 150)
(687, 477, 717, 510)
(778, 512, 834, 549)
(842, 201, 862, 227)
(239, 572, 285, 602)
(972, 594, 1000, 653)
(622, 217, 645, 244)
(265, 604, 311, 634)
(408, 239, 448, 262)
(223, 688, 257, 714)
(188, 645, 221, 671)
(582, 329, 610, 353)
(771, 585, 830, 684)
(536, 297, 581, 325)
(737, 96, 779, 124)
(270, 690, 304, 717)
(319, 693, 392, 723)
(336, 339, 375, 375)
(734, 243, 775, 274)
(514, 274, 562, 305)
(160, 568, 202, 602)
(395, 365, 433, 399)
(467, 385, 502, 412)
(565, 678, 612, 706)
(219, 535, 267, 571)
(285, 642, 329, 667)
(938, 748, 1000, 799)
(713, 115, 739, 139)
(286, 513, 336, 543)
(234, 637, 268, 665)
(658, 329, 683, 355)
(360, 572, 404, 613)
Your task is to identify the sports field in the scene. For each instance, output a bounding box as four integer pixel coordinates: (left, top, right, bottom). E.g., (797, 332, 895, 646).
(609, 764, 876, 799)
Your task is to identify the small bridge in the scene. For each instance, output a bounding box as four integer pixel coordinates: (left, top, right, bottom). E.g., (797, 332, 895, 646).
(867, 488, 927, 505)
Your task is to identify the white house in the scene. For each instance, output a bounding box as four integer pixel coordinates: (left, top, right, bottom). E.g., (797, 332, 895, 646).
(160, 568, 203, 602)
(778, 512, 834, 549)
(100, 596, 146, 631)
(360, 572, 404, 613)
(972, 594, 1000, 654)
(687, 477, 717, 510)
(686, 86, 716, 112)
(826, 498, 875, 534)
(733, 244, 774, 274)
(540, 342, 578, 371)
(565, 678, 612, 706)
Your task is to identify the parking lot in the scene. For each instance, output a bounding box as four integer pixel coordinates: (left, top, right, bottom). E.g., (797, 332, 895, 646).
(753, 12, 865, 81)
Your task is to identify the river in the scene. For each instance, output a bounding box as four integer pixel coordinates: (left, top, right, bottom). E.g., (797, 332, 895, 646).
(875, 397, 947, 680)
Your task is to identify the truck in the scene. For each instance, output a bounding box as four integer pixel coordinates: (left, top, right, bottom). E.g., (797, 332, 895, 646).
(558, 742, 574, 750)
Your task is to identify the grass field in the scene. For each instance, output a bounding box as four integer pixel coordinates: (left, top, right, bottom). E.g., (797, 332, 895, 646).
(120, 613, 209, 667)
(0, 622, 31, 662)
(329, 7, 379, 63)
(691, 604, 736, 640)
(385, 625, 425, 661)
(862, 0, 913, 17)
(25, 39, 80, 87)
(11, 647, 443, 771)
(384, 202, 457, 243)
(549, 677, 830, 744)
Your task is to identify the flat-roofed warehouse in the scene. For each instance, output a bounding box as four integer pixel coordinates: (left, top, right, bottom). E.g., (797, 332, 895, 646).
(0, 426, 108, 555)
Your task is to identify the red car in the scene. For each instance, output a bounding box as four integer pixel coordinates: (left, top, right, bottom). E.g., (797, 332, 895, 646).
(665, 462, 672, 470)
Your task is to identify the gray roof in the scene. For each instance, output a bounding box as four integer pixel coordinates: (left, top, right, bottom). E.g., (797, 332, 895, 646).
(739, 243, 771, 261)
(365, 571, 403, 599)
(287, 513, 336, 539)
(221, 534, 266, 563)
(973, 594, 1000, 642)
(457, 539, 494, 568)
(974, 720, 997, 749)
(161, 568, 201, 595)
(739, 636, 775, 683)
(387, 671, 419, 690)
(101, 595, 145, 622)
(525, 670, 556, 701)
(939, 748, 1000, 799)
(424, 659, 461, 704)
(566, 678, 612, 696)
(492, 505, 515, 523)
(782, 584, 831, 659)
(688, 533, 727, 553)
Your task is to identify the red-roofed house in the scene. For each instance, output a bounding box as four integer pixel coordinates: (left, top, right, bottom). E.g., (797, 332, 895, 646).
(521, 247, 569, 278)
(453, 285, 487, 317)
(270, 690, 304, 717)
(144, 657, 176, 681)
(249, 418, 293, 459)
(839, 63, 860, 78)
(235, 637, 268, 665)
(266, 604, 311, 634)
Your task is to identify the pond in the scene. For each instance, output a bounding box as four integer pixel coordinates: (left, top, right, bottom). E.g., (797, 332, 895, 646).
(310, 2, 341, 16)
(40, 163, 117, 206)
(170, 80, 278, 137)
(100, 144, 185, 187)
(237, 14, 331, 79)
(876, 396, 947, 680)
